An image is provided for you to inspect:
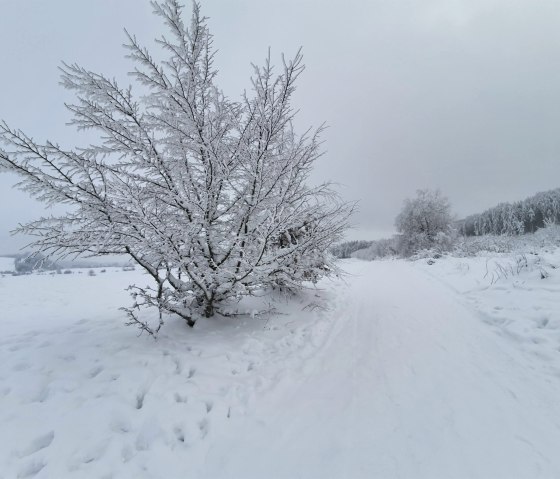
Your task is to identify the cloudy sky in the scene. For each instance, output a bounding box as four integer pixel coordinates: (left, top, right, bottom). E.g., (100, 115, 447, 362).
(2, 0, 560, 252)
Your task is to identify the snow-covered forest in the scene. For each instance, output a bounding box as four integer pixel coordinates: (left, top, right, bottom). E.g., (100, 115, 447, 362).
(2, 1, 560, 478)
(461, 187, 560, 236)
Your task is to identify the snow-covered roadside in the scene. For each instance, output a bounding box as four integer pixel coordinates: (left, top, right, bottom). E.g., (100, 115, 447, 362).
(0, 269, 338, 478)
(414, 248, 560, 380)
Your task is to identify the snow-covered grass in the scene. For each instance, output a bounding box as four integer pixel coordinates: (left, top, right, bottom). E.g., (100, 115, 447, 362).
(3, 240, 560, 478)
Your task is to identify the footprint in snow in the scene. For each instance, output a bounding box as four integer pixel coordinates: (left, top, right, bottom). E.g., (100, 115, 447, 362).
(19, 431, 55, 458)
(17, 459, 46, 478)
(174, 393, 188, 404)
(198, 419, 209, 439)
(110, 418, 131, 434)
(136, 390, 146, 410)
(31, 385, 50, 404)
(537, 318, 550, 329)
(121, 446, 133, 463)
(13, 362, 31, 372)
(88, 365, 104, 378)
(59, 354, 76, 362)
(172, 357, 183, 375)
(79, 441, 108, 465)
(173, 426, 186, 443)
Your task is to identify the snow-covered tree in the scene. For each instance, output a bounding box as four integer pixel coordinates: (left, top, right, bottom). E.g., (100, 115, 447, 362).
(395, 189, 454, 255)
(0, 1, 351, 333)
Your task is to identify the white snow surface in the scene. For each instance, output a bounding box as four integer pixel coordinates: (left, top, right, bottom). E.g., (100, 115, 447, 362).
(0, 256, 14, 272)
(2, 252, 560, 478)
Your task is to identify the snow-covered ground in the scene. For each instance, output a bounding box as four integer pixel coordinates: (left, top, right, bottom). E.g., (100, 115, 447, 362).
(2, 250, 560, 478)
(0, 256, 14, 273)
(0, 268, 336, 478)
(415, 249, 560, 382)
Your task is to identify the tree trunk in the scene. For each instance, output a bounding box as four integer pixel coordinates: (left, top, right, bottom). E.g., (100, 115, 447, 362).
(204, 301, 214, 318)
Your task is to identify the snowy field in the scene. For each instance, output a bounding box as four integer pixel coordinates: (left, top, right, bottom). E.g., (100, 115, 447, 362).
(0, 256, 14, 273)
(2, 251, 560, 478)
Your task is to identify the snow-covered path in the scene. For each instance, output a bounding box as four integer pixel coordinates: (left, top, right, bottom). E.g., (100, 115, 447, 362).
(203, 260, 560, 479)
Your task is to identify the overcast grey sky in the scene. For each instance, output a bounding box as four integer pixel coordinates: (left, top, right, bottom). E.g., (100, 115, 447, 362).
(2, 0, 560, 252)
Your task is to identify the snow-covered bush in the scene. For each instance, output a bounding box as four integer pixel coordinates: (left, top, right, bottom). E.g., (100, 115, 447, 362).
(0, 1, 351, 333)
(351, 236, 399, 260)
(395, 189, 455, 256)
(403, 231, 457, 260)
(453, 235, 516, 256)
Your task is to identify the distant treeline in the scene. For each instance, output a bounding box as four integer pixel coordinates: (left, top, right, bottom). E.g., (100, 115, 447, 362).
(7, 253, 131, 273)
(14, 254, 58, 273)
(461, 188, 560, 236)
(330, 240, 373, 259)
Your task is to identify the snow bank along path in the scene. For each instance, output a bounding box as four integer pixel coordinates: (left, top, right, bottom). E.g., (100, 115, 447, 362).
(203, 260, 560, 479)
(2, 260, 560, 478)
